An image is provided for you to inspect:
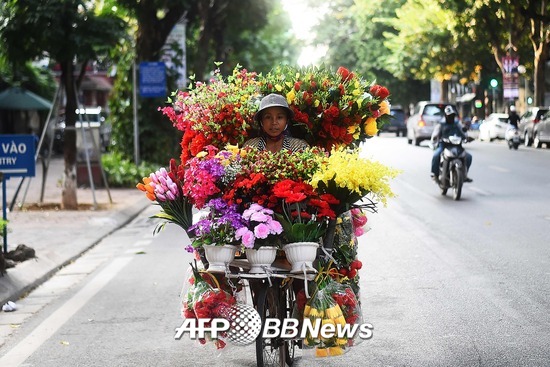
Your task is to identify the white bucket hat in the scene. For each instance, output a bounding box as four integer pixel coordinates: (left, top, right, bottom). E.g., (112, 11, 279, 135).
(253, 93, 294, 123)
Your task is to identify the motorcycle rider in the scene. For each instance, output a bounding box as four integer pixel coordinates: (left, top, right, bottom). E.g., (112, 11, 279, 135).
(430, 105, 473, 183)
(507, 105, 520, 128)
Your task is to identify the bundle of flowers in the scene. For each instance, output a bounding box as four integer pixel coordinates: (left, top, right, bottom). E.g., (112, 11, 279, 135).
(222, 147, 325, 211)
(181, 264, 236, 349)
(136, 159, 193, 233)
(271, 179, 339, 243)
(309, 146, 400, 216)
(259, 64, 391, 151)
(302, 286, 349, 357)
(160, 65, 261, 163)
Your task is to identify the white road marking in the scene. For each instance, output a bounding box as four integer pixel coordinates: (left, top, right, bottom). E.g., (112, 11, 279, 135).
(488, 165, 510, 173)
(0, 257, 132, 366)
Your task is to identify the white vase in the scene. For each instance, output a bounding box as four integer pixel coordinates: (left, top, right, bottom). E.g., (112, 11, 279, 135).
(203, 244, 238, 273)
(245, 246, 278, 273)
(283, 242, 319, 273)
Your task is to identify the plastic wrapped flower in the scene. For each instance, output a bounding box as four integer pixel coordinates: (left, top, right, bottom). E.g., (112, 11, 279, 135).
(235, 204, 283, 250)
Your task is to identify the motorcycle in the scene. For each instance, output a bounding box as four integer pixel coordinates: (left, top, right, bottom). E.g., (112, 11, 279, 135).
(434, 135, 468, 200)
(505, 126, 520, 150)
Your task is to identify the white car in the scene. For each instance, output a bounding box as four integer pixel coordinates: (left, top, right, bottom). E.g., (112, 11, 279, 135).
(478, 113, 510, 141)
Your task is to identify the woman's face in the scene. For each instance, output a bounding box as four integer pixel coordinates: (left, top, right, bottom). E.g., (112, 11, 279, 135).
(261, 106, 288, 137)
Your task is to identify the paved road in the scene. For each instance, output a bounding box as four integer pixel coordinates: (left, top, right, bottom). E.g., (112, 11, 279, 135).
(1, 136, 549, 366)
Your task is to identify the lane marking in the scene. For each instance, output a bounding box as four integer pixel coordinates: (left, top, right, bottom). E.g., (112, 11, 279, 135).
(488, 165, 509, 173)
(0, 257, 133, 366)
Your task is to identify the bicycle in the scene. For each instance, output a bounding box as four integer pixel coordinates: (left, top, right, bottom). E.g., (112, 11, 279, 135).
(226, 257, 316, 367)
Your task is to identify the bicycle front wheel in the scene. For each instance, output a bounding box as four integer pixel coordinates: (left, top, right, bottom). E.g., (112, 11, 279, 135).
(255, 283, 287, 367)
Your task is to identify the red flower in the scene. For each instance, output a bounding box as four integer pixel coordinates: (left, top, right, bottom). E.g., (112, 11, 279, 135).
(370, 85, 390, 100)
(337, 66, 354, 82)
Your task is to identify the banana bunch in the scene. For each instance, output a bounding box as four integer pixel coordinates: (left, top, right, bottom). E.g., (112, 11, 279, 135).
(303, 289, 348, 357)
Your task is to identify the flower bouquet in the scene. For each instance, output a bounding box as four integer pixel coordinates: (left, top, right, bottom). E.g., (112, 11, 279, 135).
(180, 263, 236, 350)
(310, 146, 400, 216)
(302, 285, 349, 357)
(159, 65, 261, 164)
(271, 179, 338, 243)
(136, 159, 193, 234)
(259, 64, 392, 151)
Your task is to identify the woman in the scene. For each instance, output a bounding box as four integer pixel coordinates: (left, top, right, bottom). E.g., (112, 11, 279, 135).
(243, 93, 308, 152)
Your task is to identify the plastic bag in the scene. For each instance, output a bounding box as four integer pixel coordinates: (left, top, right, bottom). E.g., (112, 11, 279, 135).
(179, 263, 237, 350)
(302, 287, 349, 358)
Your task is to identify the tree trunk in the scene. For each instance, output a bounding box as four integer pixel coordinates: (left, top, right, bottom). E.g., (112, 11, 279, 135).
(533, 44, 547, 106)
(61, 61, 78, 210)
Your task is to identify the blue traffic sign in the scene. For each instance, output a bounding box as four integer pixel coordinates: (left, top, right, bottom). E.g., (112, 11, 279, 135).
(139, 62, 167, 98)
(0, 134, 36, 178)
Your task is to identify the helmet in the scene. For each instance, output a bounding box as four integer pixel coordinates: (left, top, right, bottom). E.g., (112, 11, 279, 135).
(444, 105, 455, 116)
(253, 94, 294, 123)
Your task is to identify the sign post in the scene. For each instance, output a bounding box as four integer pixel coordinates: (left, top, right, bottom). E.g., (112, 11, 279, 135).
(0, 134, 36, 253)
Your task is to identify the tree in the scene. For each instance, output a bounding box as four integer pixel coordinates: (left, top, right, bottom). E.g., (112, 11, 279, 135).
(0, 0, 127, 209)
(110, 0, 297, 165)
(309, 0, 429, 107)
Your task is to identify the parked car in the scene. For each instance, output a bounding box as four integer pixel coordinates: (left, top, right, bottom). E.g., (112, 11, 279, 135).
(466, 117, 482, 140)
(478, 113, 509, 141)
(407, 102, 459, 146)
(379, 105, 407, 136)
(518, 106, 548, 146)
(532, 113, 550, 148)
(53, 107, 111, 153)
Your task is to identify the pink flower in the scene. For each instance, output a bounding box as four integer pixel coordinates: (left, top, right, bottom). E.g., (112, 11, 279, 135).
(267, 219, 283, 234)
(236, 227, 256, 248)
(254, 223, 270, 239)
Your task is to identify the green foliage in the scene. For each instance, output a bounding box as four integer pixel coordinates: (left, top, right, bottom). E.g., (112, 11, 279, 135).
(0, 218, 7, 237)
(101, 152, 159, 188)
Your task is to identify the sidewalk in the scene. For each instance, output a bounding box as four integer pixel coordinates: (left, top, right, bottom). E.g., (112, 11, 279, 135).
(0, 156, 149, 306)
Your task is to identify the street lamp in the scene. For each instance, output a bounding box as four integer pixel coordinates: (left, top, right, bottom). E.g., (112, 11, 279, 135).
(517, 65, 528, 110)
(490, 79, 498, 113)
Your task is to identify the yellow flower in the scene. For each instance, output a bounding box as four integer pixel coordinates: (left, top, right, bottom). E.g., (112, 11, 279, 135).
(379, 100, 390, 115)
(275, 84, 282, 92)
(196, 151, 207, 158)
(365, 117, 378, 136)
(286, 90, 296, 104)
(309, 147, 400, 206)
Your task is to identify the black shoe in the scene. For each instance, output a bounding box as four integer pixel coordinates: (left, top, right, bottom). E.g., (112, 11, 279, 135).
(465, 177, 473, 183)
